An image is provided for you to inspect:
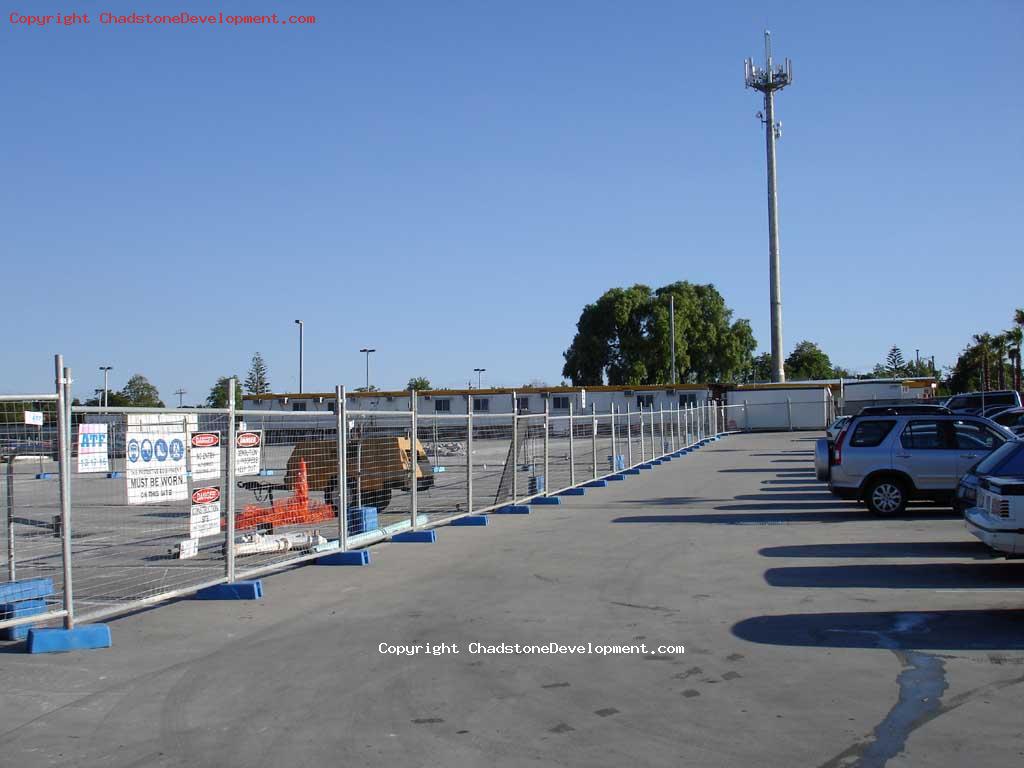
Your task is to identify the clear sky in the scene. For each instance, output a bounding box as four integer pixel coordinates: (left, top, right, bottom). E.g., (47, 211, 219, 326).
(4, 1, 1022, 400)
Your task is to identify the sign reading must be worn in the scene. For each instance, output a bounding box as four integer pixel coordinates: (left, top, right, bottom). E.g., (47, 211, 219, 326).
(189, 486, 221, 539)
(235, 430, 262, 476)
(126, 430, 188, 505)
(189, 431, 221, 481)
(77, 423, 110, 473)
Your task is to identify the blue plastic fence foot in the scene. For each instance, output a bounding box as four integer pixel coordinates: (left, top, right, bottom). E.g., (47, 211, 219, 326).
(34, 473, 56, 480)
(584, 479, 608, 488)
(26, 624, 111, 654)
(450, 515, 488, 526)
(530, 496, 561, 505)
(392, 530, 437, 543)
(0, 598, 47, 641)
(607, 474, 626, 481)
(650, 459, 664, 465)
(494, 505, 530, 514)
(106, 471, 124, 479)
(316, 550, 370, 566)
(623, 468, 641, 475)
(193, 580, 263, 600)
(559, 488, 586, 496)
(0, 578, 54, 603)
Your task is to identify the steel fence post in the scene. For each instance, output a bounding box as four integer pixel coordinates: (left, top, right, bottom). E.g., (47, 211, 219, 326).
(410, 390, 418, 530)
(55, 356, 74, 629)
(226, 377, 237, 583)
(543, 398, 550, 496)
(591, 403, 598, 479)
(511, 390, 518, 503)
(337, 385, 347, 550)
(466, 398, 473, 513)
(787, 397, 793, 431)
(5, 458, 14, 581)
(744, 400, 749, 431)
(568, 401, 576, 487)
(639, 404, 646, 461)
(610, 404, 617, 472)
(625, 402, 632, 467)
(659, 404, 665, 456)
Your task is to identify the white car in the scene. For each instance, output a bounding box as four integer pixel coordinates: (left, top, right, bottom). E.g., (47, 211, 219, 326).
(965, 478, 1024, 556)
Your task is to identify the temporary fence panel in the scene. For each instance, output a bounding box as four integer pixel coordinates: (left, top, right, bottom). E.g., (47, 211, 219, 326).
(0, 394, 67, 634)
(68, 406, 232, 622)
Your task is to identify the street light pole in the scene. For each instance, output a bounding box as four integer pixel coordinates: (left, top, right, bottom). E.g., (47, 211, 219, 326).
(473, 368, 486, 389)
(294, 320, 304, 393)
(359, 348, 376, 390)
(99, 366, 112, 407)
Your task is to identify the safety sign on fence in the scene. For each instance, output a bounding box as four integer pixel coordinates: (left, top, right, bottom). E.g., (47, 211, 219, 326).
(189, 486, 221, 538)
(189, 431, 221, 480)
(235, 430, 262, 476)
(126, 429, 188, 504)
(77, 423, 110, 473)
(23, 410, 44, 426)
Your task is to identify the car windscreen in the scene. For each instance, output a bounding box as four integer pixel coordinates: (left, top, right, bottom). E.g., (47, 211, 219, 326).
(849, 420, 896, 447)
(974, 440, 1023, 475)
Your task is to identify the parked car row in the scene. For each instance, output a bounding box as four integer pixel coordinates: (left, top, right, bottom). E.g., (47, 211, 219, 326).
(816, 396, 1024, 557)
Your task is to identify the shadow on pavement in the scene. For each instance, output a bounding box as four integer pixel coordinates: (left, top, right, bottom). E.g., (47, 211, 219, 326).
(732, 492, 836, 502)
(719, 468, 814, 474)
(732, 610, 1024, 650)
(617, 497, 729, 506)
(759, 541, 994, 559)
(764, 562, 1024, 589)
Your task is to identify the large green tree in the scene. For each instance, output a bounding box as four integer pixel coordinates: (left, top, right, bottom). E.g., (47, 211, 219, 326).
(561, 282, 756, 385)
(406, 377, 431, 391)
(245, 352, 271, 394)
(206, 376, 244, 408)
(784, 341, 833, 381)
(120, 374, 164, 407)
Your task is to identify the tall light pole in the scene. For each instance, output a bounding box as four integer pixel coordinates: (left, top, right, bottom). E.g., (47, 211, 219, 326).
(745, 30, 793, 383)
(473, 368, 486, 389)
(359, 348, 375, 390)
(99, 365, 112, 407)
(294, 320, 304, 393)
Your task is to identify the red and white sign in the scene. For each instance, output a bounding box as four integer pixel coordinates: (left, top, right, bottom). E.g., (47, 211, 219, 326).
(235, 430, 263, 476)
(189, 431, 221, 481)
(189, 485, 221, 539)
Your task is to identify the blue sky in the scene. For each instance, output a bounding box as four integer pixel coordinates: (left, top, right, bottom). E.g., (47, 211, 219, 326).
(4, 1, 1022, 400)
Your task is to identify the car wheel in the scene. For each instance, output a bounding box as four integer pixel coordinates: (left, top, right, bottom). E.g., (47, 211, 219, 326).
(865, 477, 907, 516)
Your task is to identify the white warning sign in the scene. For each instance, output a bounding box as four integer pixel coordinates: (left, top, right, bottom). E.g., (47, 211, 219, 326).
(125, 430, 188, 505)
(189, 431, 221, 481)
(189, 486, 221, 538)
(235, 431, 263, 476)
(77, 423, 110, 473)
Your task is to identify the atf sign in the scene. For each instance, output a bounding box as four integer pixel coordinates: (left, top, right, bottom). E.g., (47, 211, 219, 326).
(126, 429, 188, 505)
(77, 423, 109, 473)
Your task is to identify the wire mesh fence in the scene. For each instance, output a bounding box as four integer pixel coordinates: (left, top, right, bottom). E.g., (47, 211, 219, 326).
(0, 394, 66, 636)
(2, 362, 742, 632)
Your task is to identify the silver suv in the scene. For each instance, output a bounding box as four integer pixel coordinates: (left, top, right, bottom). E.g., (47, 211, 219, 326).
(816, 414, 1013, 515)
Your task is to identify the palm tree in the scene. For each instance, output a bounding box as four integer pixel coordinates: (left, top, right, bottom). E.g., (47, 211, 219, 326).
(972, 333, 992, 392)
(993, 333, 1007, 390)
(1011, 309, 1024, 393)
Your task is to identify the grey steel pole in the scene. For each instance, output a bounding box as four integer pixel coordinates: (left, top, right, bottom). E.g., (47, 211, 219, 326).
(55, 357, 74, 629)
(639, 404, 646, 461)
(670, 295, 677, 385)
(226, 378, 237, 583)
(337, 386, 347, 549)
(610, 404, 617, 472)
(744, 399, 750, 431)
(543, 398, 550, 496)
(410, 390, 418, 529)
(295, 320, 304, 394)
(466, 397, 473, 513)
(659, 405, 665, 456)
(591, 403, 598, 480)
(786, 397, 793, 431)
(511, 390, 518, 503)
(5, 458, 14, 581)
(765, 80, 785, 383)
(626, 402, 633, 467)
(568, 402, 575, 487)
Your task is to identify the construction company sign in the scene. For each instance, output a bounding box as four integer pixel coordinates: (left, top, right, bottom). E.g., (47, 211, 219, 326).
(126, 430, 188, 505)
(189, 485, 221, 538)
(77, 423, 110, 473)
(189, 431, 221, 481)
(235, 430, 262, 476)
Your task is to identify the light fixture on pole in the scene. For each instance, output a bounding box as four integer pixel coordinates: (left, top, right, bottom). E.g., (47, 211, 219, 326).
(359, 348, 376, 390)
(99, 365, 113, 407)
(473, 368, 486, 389)
(294, 320, 304, 393)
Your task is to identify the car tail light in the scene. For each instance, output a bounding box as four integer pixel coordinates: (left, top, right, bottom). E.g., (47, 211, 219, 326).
(994, 498, 1010, 518)
(834, 426, 848, 465)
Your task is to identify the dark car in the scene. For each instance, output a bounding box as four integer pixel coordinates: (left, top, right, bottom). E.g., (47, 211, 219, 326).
(989, 407, 1024, 435)
(856, 404, 952, 416)
(955, 437, 1024, 513)
(945, 390, 1022, 415)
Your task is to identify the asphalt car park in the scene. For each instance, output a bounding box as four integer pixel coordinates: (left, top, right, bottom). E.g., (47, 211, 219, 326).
(1, 432, 1021, 767)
